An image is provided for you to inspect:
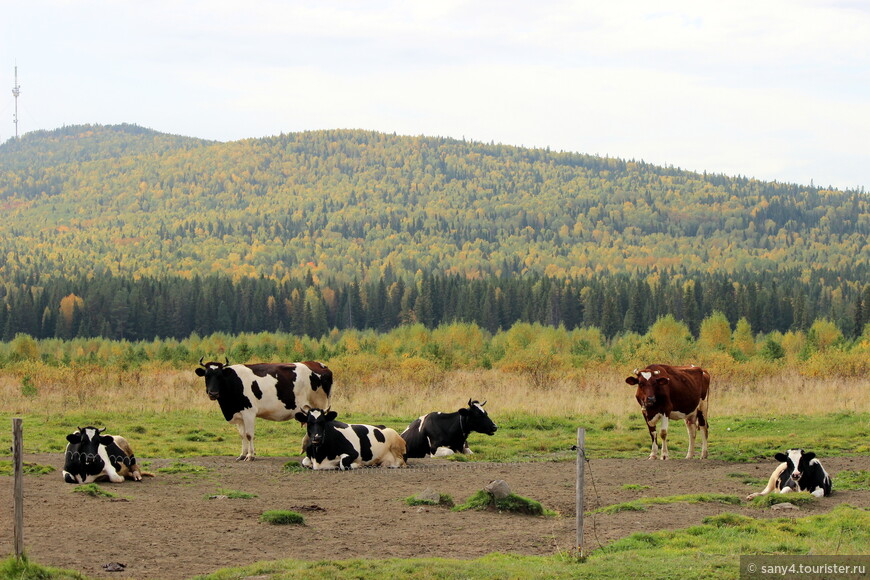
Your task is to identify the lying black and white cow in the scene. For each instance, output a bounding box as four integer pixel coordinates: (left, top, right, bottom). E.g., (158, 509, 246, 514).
(195, 358, 332, 461)
(296, 408, 407, 470)
(62, 426, 149, 483)
(746, 449, 833, 500)
(401, 399, 497, 459)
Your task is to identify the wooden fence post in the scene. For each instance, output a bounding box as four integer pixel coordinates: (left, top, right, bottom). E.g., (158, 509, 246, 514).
(576, 427, 585, 557)
(12, 417, 25, 560)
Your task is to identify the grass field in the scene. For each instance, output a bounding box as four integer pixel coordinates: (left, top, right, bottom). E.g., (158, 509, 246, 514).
(1, 366, 868, 579)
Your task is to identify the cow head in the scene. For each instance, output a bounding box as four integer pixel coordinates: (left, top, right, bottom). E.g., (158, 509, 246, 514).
(625, 368, 669, 409)
(775, 449, 816, 483)
(460, 399, 498, 435)
(66, 427, 113, 475)
(195, 357, 231, 400)
(294, 408, 338, 446)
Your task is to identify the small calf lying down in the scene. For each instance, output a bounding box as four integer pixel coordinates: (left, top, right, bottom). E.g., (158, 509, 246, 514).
(63, 426, 152, 483)
(746, 449, 832, 500)
(297, 408, 407, 470)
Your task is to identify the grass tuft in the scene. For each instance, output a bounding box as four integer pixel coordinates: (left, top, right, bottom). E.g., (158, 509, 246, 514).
(0, 460, 56, 476)
(207, 489, 257, 500)
(157, 461, 211, 475)
(453, 490, 555, 516)
(72, 483, 117, 498)
(748, 492, 816, 508)
(260, 510, 305, 525)
(834, 470, 870, 491)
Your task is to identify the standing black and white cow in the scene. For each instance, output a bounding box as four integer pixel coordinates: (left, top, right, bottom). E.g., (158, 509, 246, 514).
(62, 426, 148, 484)
(401, 399, 498, 459)
(296, 408, 407, 470)
(746, 449, 833, 499)
(195, 358, 332, 461)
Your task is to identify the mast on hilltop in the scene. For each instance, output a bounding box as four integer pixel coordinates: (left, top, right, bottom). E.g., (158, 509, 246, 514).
(12, 65, 21, 138)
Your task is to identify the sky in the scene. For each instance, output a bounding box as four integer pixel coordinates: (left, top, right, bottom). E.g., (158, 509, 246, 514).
(1, 0, 868, 191)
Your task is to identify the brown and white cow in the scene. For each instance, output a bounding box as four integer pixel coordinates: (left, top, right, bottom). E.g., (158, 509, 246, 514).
(625, 364, 710, 460)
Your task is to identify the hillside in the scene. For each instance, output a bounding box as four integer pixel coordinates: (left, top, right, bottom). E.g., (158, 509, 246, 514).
(1, 124, 867, 284)
(0, 124, 867, 340)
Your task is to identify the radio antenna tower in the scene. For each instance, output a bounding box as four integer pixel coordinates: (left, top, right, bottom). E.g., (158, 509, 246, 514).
(12, 65, 21, 138)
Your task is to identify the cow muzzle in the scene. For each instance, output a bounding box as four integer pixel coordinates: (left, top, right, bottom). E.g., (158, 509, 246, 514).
(791, 471, 802, 481)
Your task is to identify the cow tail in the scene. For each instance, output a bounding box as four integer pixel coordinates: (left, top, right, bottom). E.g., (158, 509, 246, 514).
(698, 371, 710, 428)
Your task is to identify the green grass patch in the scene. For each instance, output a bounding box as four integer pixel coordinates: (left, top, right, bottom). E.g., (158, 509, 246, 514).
(621, 484, 651, 491)
(72, 483, 117, 498)
(208, 489, 257, 500)
(283, 460, 308, 473)
(0, 555, 89, 580)
(260, 510, 305, 525)
(0, 460, 56, 476)
(157, 461, 211, 475)
(592, 493, 741, 515)
(748, 492, 817, 508)
(835, 470, 870, 491)
(453, 490, 555, 516)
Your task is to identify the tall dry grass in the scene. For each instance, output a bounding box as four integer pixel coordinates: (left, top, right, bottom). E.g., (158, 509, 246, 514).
(1, 362, 867, 421)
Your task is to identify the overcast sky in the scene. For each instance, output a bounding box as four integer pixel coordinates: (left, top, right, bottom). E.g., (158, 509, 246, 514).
(1, 1, 868, 191)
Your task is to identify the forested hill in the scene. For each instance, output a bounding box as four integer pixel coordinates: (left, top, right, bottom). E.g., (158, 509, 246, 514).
(2, 124, 867, 284)
(0, 124, 868, 341)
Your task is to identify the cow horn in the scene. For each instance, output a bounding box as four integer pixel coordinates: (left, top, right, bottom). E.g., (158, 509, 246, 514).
(632, 368, 639, 375)
(481, 400, 487, 406)
(224, 356, 230, 366)
(467, 398, 473, 407)
(98, 427, 106, 433)
(199, 356, 205, 367)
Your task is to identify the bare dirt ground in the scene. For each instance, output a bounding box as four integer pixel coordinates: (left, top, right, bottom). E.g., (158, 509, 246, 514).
(1, 453, 868, 580)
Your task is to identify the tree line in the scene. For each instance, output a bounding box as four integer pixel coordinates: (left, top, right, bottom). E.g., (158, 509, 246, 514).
(2, 268, 867, 342)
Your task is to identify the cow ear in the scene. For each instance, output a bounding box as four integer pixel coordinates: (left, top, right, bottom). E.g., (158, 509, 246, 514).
(458, 408, 470, 416)
(774, 452, 788, 462)
(325, 411, 338, 421)
(625, 376, 639, 385)
(294, 411, 307, 423)
(653, 376, 670, 387)
(99, 435, 115, 446)
(195, 368, 206, 377)
(66, 433, 81, 444)
(803, 452, 816, 461)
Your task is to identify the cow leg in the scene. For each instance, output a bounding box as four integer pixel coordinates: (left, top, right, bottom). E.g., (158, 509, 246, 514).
(697, 400, 709, 459)
(233, 413, 256, 461)
(658, 416, 669, 460)
(685, 413, 698, 459)
(339, 452, 358, 470)
(644, 412, 661, 460)
(746, 463, 788, 500)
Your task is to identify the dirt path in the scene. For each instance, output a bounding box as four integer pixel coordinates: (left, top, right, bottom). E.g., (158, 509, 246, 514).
(1, 453, 868, 579)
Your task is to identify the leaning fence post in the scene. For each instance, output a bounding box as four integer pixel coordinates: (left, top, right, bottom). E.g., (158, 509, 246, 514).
(12, 417, 25, 560)
(576, 427, 585, 557)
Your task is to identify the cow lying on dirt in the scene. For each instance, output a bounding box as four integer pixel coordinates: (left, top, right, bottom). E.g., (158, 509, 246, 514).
(401, 399, 498, 458)
(62, 426, 152, 483)
(746, 449, 832, 500)
(297, 408, 407, 470)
